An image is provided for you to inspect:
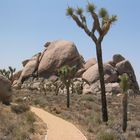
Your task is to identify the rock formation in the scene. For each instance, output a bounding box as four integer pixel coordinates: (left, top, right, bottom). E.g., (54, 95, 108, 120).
(83, 54, 139, 95)
(0, 74, 12, 104)
(13, 40, 139, 95)
(16, 40, 84, 85)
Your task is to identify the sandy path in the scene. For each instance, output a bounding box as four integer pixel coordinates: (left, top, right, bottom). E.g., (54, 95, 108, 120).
(31, 106, 87, 140)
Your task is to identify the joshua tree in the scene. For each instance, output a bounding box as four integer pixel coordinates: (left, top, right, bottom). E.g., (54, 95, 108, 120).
(0, 67, 16, 81)
(66, 2, 117, 122)
(119, 73, 129, 132)
(58, 65, 77, 108)
(8, 66, 16, 81)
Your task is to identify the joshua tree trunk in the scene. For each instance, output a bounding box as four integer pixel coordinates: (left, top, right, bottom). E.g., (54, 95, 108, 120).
(122, 93, 128, 132)
(66, 83, 70, 108)
(96, 42, 108, 122)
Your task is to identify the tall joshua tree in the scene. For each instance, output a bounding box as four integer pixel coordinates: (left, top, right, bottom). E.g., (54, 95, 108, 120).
(66, 3, 117, 122)
(119, 73, 129, 132)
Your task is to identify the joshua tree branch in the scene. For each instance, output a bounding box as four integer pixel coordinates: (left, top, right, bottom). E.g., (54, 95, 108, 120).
(72, 14, 84, 29)
(91, 13, 102, 34)
(98, 21, 111, 43)
(72, 14, 92, 38)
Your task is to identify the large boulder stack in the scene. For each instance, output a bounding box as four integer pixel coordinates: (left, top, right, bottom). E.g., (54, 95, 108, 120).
(13, 39, 139, 96)
(16, 40, 84, 84)
(0, 74, 12, 104)
(82, 54, 139, 95)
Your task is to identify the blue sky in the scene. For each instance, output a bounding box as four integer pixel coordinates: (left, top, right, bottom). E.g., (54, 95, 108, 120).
(0, 0, 140, 84)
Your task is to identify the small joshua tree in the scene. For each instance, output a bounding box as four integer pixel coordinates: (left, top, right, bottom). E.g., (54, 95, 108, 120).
(0, 69, 10, 79)
(58, 65, 77, 108)
(66, 2, 117, 122)
(0, 66, 16, 81)
(8, 66, 16, 81)
(119, 73, 129, 132)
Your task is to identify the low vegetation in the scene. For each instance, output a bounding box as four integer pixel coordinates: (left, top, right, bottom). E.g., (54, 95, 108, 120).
(0, 103, 47, 140)
(13, 88, 140, 140)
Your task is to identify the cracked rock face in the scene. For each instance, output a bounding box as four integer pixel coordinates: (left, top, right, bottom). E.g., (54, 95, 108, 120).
(38, 40, 84, 78)
(19, 40, 84, 82)
(116, 60, 139, 93)
(82, 63, 118, 84)
(82, 54, 139, 95)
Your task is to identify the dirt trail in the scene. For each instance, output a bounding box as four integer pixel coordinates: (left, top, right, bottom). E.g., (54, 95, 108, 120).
(31, 106, 87, 140)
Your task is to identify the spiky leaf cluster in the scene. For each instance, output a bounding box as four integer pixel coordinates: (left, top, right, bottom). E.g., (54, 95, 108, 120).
(76, 7, 83, 15)
(0, 69, 10, 79)
(66, 6, 74, 16)
(99, 8, 108, 18)
(87, 2, 96, 13)
(58, 65, 77, 83)
(9, 66, 16, 74)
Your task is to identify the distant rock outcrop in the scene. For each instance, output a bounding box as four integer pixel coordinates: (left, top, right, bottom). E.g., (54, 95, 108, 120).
(0, 74, 12, 104)
(13, 40, 139, 95)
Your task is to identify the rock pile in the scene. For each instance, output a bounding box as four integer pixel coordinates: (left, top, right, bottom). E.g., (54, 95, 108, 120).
(12, 40, 139, 95)
(82, 54, 139, 95)
(14, 40, 83, 85)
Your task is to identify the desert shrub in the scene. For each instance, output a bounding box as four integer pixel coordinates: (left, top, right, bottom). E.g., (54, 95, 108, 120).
(136, 128, 140, 138)
(97, 130, 117, 140)
(83, 95, 95, 102)
(87, 123, 94, 133)
(33, 97, 47, 107)
(12, 126, 29, 140)
(26, 112, 36, 124)
(89, 113, 102, 127)
(33, 98, 41, 105)
(11, 103, 30, 114)
(51, 106, 62, 114)
(126, 132, 136, 140)
(14, 97, 24, 103)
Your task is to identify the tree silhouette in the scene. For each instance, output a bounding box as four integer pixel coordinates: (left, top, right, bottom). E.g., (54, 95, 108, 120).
(58, 65, 77, 108)
(119, 73, 129, 132)
(66, 2, 117, 122)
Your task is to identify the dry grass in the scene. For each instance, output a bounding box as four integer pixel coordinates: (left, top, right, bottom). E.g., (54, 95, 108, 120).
(0, 103, 47, 140)
(13, 88, 140, 140)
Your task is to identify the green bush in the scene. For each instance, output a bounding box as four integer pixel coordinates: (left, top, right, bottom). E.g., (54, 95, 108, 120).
(26, 112, 36, 124)
(98, 130, 117, 140)
(11, 103, 30, 114)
